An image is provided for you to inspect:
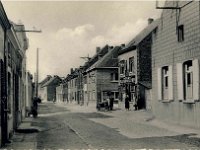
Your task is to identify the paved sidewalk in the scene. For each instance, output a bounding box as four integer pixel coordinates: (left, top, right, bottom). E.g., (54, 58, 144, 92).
(2, 117, 39, 150)
(56, 102, 200, 139)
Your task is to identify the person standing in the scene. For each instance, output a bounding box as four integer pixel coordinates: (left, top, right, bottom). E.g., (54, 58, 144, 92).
(125, 95, 130, 111)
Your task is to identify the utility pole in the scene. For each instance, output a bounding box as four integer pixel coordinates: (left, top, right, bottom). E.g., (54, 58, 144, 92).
(35, 48, 39, 98)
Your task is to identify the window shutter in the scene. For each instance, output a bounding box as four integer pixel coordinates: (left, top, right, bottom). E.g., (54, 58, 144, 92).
(177, 63, 184, 100)
(157, 68, 162, 100)
(168, 65, 173, 100)
(193, 59, 199, 101)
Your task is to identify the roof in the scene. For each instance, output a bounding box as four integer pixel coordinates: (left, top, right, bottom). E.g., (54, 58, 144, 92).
(86, 46, 121, 72)
(39, 75, 52, 87)
(119, 18, 160, 55)
(83, 45, 110, 71)
(42, 75, 62, 87)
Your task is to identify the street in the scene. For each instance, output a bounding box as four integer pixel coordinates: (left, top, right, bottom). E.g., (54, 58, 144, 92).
(4, 102, 200, 149)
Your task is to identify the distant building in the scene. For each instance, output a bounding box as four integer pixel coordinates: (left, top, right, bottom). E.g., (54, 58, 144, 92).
(40, 75, 62, 102)
(84, 45, 122, 106)
(152, 1, 200, 128)
(118, 18, 159, 110)
(38, 75, 52, 101)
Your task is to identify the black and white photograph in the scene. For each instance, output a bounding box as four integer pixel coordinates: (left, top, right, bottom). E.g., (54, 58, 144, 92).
(0, 0, 200, 149)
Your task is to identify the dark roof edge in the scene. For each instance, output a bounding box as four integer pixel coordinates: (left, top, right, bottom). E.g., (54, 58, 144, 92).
(118, 45, 137, 55)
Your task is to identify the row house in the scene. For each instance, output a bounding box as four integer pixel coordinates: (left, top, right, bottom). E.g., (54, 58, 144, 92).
(38, 75, 52, 101)
(40, 75, 62, 102)
(152, 1, 200, 128)
(82, 45, 111, 105)
(56, 82, 64, 103)
(118, 18, 159, 110)
(6, 22, 29, 143)
(67, 69, 79, 103)
(0, 2, 30, 146)
(84, 45, 121, 106)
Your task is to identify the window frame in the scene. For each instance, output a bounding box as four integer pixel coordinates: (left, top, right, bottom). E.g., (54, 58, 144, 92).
(178, 25, 184, 42)
(129, 56, 135, 74)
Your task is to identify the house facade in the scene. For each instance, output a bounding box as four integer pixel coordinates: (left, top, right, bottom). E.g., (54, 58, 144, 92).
(6, 22, 29, 141)
(41, 76, 62, 102)
(152, 1, 200, 128)
(38, 75, 52, 102)
(118, 19, 159, 110)
(85, 46, 121, 106)
(0, 2, 11, 146)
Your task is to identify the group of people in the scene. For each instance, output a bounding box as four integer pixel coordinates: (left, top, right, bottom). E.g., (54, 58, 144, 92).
(125, 94, 138, 111)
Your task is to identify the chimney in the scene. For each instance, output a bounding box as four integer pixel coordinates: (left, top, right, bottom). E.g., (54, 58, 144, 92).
(96, 47, 101, 53)
(70, 68, 73, 74)
(148, 18, 154, 25)
(121, 44, 125, 48)
(109, 46, 114, 50)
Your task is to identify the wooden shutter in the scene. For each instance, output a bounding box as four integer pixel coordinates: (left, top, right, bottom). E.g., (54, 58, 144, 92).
(193, 59, 199, 101)
(168, 65, 173, 100)
(177, 63, 184, 100)
(157, 68, 162, 100)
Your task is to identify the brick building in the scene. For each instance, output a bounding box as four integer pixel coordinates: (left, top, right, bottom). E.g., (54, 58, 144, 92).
(152, 1, 200, 128)
(85, 46, 121, 106)
(118, 19, 159, 110)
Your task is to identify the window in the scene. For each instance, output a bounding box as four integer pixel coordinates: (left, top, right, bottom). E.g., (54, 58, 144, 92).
(178, 25, 184, 42)
(111, 73, 118, 81)
(129, 57, 135, 73)
(119, 60, 125, 75)
(177, 59, 199, 101)
(75, 79, 77, 87)
(162, 66, 169, 100)
(157, 65, 173, 101)
(183, 60, 193, 100)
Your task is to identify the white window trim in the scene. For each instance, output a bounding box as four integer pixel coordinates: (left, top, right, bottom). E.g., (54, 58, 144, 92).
(158, 65, 173, 102)
(177, 59, 199, 103)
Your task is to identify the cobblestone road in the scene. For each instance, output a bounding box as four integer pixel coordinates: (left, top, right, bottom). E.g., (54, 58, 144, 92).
(34, 103, 200, 149)
(4, 102, 200, 149)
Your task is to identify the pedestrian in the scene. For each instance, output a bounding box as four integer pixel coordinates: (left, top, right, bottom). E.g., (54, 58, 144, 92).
(109, 95, 114, 111)
(125, 94, 130, 111)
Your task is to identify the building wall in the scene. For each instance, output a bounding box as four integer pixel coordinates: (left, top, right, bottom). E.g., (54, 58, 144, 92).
(56, 85, 64, 103)
(152, 1, 200, 128)
(118, 50, 137, 103)
(87, 70, 97, 104)
(96, 68, 119, 102)
(138, 34, 152, 83)
(47, 86, 56, 101)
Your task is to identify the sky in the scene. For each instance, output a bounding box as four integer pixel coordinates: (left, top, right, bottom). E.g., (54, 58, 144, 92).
(2, 1, 163, 81)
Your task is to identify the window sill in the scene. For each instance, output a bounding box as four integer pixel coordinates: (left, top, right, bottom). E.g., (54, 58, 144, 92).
(183, 100, 195, 104)
(160, 99, 174, 103)
(110, 81, 119, 83)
